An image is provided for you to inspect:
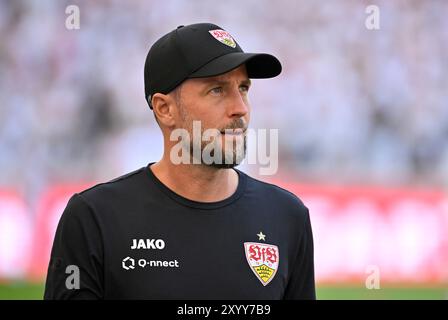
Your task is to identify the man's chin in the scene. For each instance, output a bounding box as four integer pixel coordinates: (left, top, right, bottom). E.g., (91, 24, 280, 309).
(207, 162, 241, 169)
(205, 149, 246, 169)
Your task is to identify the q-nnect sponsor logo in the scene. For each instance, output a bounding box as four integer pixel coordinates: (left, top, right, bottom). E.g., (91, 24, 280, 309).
(122, 257, 135, 270)
(122, 256, 180, 270)
(122, 238, 180, 270)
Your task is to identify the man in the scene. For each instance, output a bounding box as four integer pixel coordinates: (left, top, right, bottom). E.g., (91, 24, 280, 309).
(44, 23, 315, 299)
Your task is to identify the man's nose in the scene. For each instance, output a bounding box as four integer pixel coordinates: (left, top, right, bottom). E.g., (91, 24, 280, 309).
(226, 88, 249, 118)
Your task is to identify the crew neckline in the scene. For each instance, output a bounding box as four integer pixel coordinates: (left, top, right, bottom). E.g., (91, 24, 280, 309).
(145, 162, 247, 210)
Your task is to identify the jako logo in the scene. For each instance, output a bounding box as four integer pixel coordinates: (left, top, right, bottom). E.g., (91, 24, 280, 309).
(131, 238, 165, 250)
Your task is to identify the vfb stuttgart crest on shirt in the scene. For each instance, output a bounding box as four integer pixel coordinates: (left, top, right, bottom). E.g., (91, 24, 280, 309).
(244, 242, 279, 286)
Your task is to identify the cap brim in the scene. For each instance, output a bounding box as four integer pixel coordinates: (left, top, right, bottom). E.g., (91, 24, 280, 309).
(188, 52, 281, 79)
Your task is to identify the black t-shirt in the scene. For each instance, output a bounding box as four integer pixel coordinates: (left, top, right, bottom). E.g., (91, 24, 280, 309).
(44, 164, 315, 300)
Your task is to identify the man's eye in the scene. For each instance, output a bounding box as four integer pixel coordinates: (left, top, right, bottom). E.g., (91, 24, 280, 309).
(239, 85, 250, 93)
(209, 87, 223, 94)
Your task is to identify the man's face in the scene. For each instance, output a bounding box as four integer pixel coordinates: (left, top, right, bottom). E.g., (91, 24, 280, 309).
(172, 64, 251, 168)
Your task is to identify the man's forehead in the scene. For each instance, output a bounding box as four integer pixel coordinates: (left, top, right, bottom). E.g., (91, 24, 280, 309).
(192, 65, 249, 84)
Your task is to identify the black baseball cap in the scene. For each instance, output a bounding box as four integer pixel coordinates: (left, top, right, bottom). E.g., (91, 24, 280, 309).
(144, 23, 282, 108)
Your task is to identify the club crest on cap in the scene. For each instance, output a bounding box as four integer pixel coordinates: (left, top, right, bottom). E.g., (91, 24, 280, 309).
(208, 29, 236, 48)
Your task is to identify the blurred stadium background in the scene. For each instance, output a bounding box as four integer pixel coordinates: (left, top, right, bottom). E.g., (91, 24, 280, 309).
(0, 0, 447, 299)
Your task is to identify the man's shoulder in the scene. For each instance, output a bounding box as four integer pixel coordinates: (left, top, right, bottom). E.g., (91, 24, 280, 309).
(77, 167, 147, 202)
(56, 167, 150, 229)
(242, 171, 308, 215)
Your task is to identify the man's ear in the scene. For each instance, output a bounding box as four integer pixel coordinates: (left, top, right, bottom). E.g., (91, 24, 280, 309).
(151, 93, 176, 127)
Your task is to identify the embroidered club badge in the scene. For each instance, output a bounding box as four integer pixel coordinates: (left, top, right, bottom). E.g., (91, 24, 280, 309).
(208, 29, 237, 48)
(244, 242, 279, 286)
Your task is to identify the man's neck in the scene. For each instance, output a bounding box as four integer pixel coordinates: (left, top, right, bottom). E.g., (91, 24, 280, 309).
(150, 156, 239, 203)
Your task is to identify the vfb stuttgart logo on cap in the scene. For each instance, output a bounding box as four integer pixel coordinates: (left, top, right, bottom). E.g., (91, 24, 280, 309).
(208, 29, 236, 48)
(244, 242, 279, 286)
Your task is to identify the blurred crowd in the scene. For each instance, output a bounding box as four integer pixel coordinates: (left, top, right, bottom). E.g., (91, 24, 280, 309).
(0, 0, 447, 204)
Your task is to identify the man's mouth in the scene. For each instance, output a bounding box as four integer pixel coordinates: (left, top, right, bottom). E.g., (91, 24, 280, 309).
(220, 128, 246, 136)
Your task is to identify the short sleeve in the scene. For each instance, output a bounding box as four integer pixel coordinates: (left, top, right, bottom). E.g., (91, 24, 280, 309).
(44, 194, 104, 300)
(283, 208, 316, 300)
